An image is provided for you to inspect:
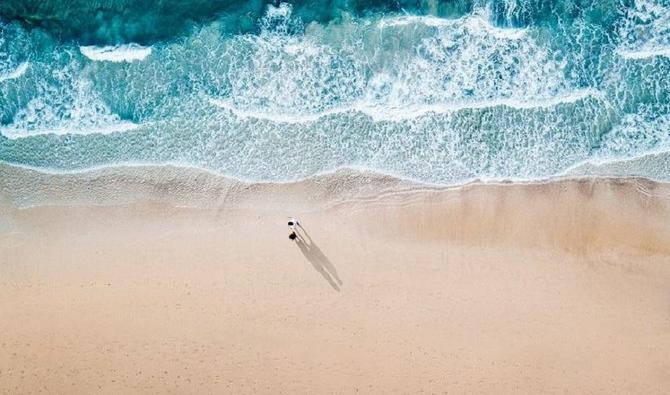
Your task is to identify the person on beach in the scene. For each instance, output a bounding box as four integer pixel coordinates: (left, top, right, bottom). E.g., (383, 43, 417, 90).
(288, 217, 301, 240)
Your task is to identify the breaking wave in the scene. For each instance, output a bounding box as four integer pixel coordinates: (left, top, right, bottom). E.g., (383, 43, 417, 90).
(79, 44, 152, 63)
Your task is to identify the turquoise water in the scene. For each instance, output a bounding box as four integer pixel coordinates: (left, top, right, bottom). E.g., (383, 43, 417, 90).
(1, 0, 669, 183)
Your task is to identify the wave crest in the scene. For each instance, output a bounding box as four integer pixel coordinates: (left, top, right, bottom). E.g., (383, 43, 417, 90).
(80, 44, 152, 62)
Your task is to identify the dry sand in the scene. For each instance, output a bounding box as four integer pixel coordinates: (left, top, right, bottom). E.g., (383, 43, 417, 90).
(1, 166, 670, 394)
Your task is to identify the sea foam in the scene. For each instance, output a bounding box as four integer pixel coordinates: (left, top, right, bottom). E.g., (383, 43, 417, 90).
(0, 61, 29, 82)
(617, 46, 670, 60)
(0, 121, 139, 139)
(80, 44, 152, 62)
(208, 89, 604, 123)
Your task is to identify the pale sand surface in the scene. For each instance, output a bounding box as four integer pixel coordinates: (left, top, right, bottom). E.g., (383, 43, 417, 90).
(1, 168, 670, 394)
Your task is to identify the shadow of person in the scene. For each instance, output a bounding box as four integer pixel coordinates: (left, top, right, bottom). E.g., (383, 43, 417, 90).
(294, 228, 343, 292)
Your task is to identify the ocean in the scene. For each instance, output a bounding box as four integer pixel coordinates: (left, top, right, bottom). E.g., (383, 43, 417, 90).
(1, 0, 669, 184)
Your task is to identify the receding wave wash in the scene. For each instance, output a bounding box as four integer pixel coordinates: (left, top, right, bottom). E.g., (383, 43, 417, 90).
(1, 0, 669, 184)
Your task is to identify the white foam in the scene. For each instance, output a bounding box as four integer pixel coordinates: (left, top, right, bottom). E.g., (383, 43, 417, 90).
(463, 14, 527, 39)
(360, 89, 604, 121)
(561, 147, 670, 182)
(617, 0, 670, 60)
(378, 15, 455, 28)
(80, 44, 152, 62)
(377, 13, 527, 39)
(2, 69, 144, 139)
(0, 61, 29, 82)
(617, 46, 670, 59)
(217, 6, 565, 123)
(209, 89, 604, 123)
(0, 121, 140, 139)
(207, 97, 348, 123)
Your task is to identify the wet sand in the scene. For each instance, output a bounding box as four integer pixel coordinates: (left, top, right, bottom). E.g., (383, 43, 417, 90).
(1, 166, 670, 394)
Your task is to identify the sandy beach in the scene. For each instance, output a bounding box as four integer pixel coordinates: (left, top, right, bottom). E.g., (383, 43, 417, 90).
(1, 166, 669, 394)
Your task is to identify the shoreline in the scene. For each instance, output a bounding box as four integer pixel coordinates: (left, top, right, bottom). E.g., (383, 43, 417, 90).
(1, 161, 669, 208)
(2, 154, 669, 188)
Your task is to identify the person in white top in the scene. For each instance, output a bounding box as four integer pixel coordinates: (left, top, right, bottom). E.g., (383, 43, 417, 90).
(288, 217, 301, 240)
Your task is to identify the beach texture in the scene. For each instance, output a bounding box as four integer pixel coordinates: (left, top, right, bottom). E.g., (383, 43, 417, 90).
(1, 166, 669, 394)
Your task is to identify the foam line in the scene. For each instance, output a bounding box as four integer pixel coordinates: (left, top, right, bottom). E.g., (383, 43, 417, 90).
(0, 121, 140, 139)
(208, 89, 605, 123)
(617, 46, 670, 60)
(80, 44, 152, 62)
(0, 62, 29, 82)
(377, 14, 527, 40)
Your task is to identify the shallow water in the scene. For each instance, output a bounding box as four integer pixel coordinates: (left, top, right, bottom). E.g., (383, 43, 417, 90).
(1, 0, 669, 184)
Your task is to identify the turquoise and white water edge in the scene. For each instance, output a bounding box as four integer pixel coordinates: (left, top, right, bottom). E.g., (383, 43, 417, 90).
(1, 0, 669, 185)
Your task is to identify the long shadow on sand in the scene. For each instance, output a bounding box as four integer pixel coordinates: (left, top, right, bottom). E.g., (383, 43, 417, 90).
(294, 228, 343, 291)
